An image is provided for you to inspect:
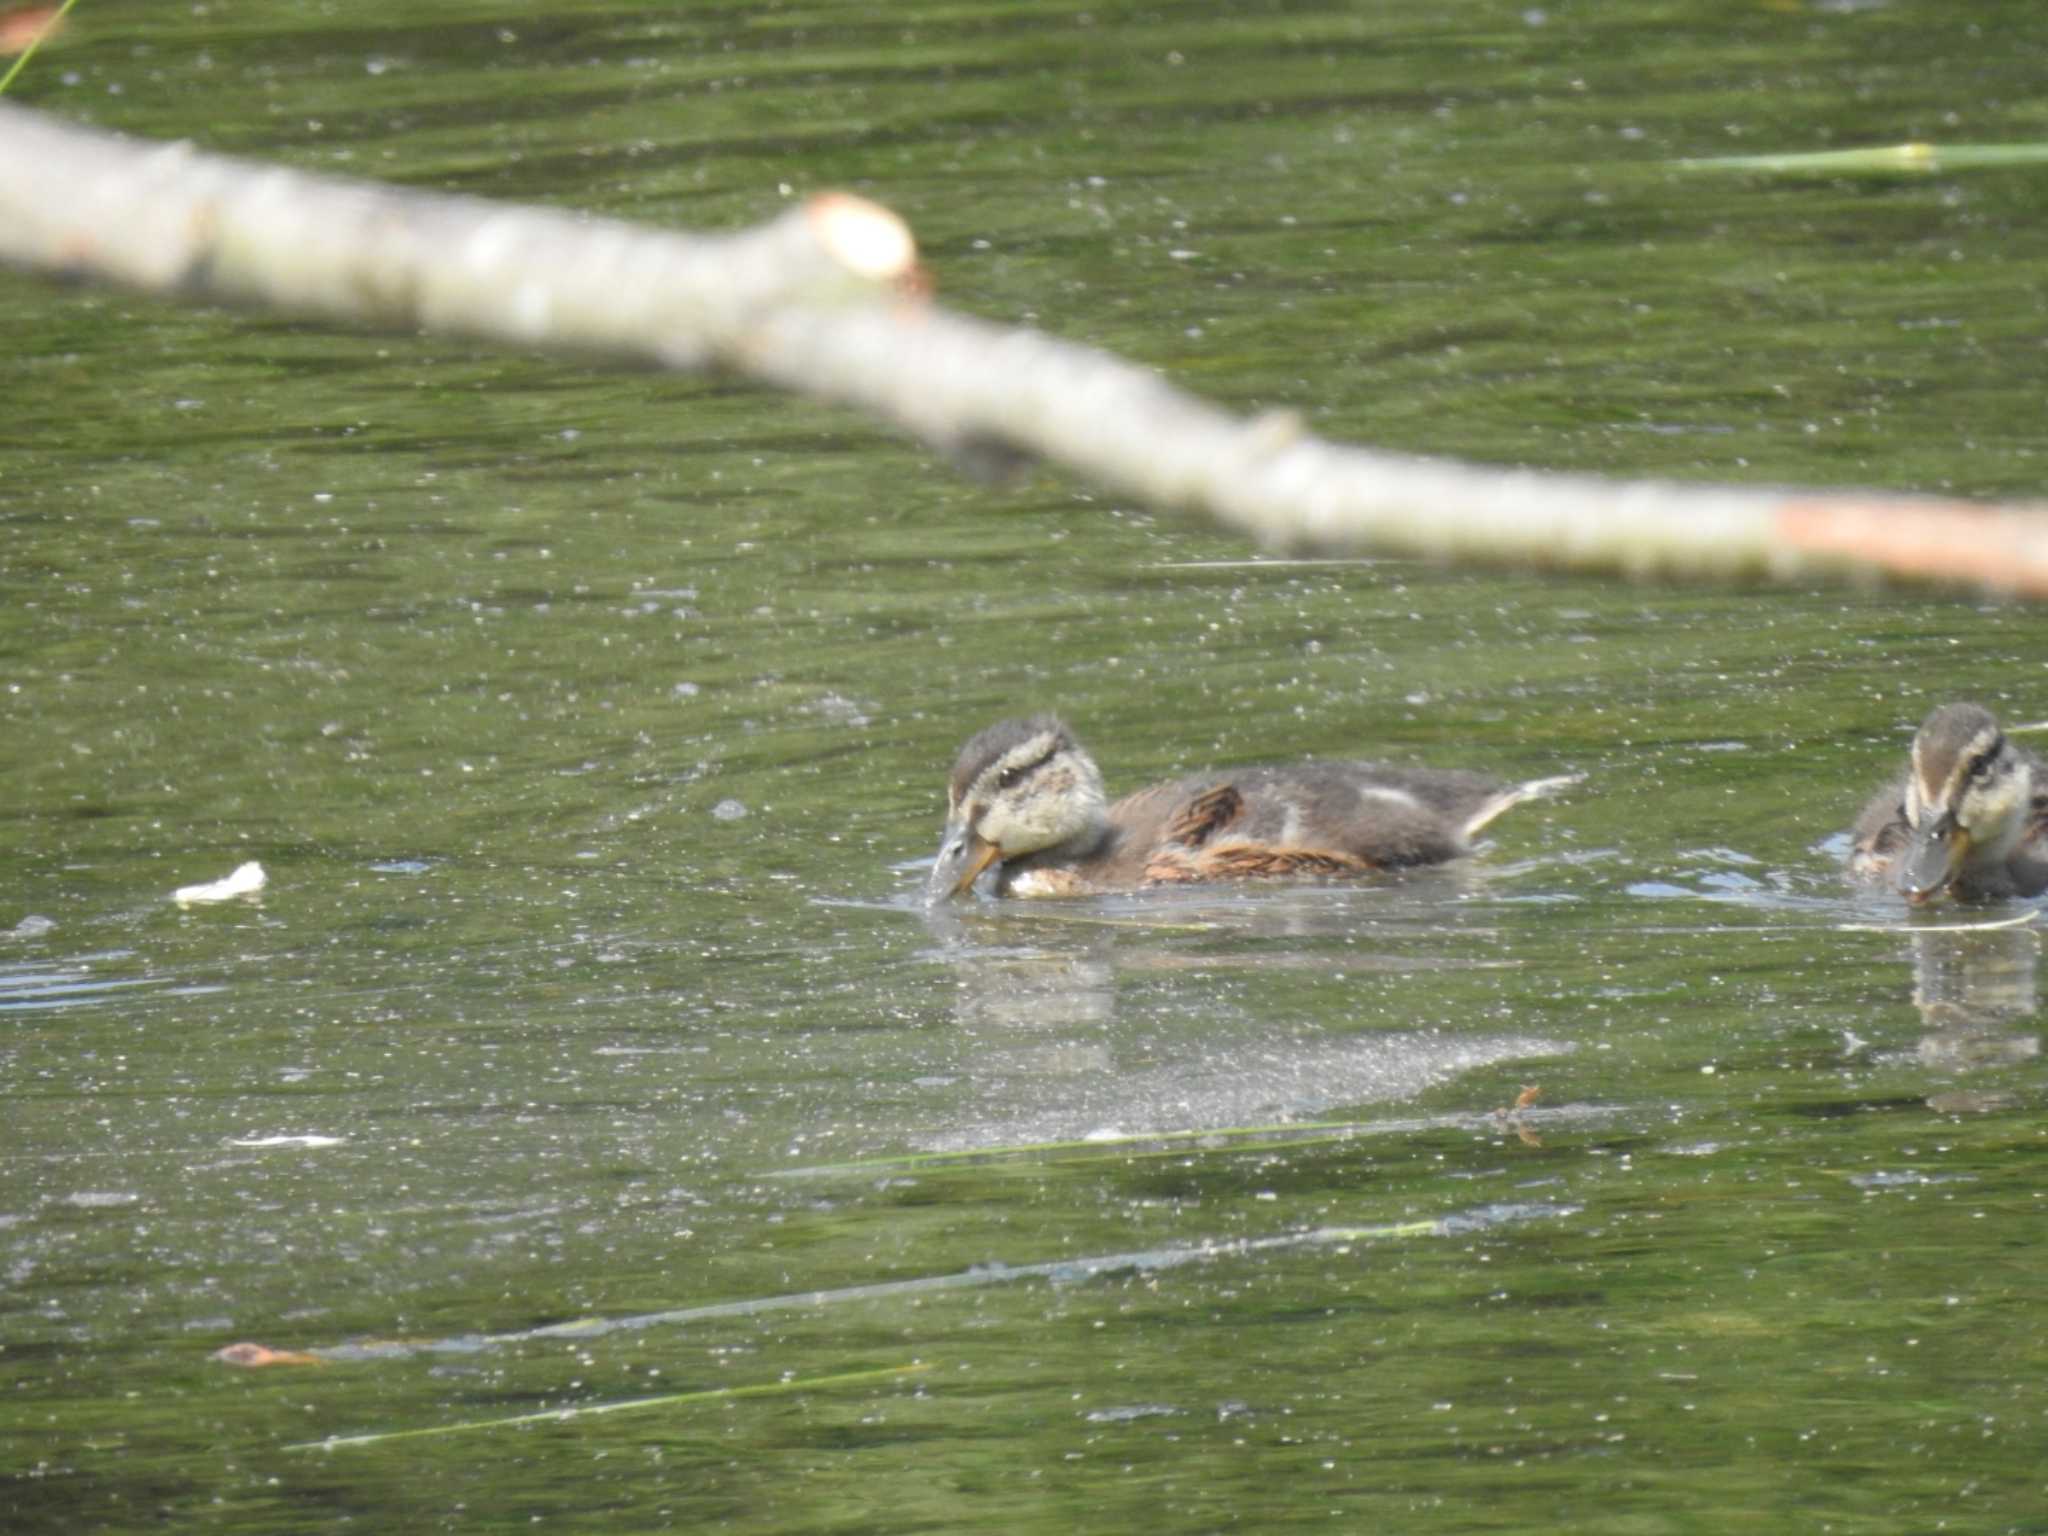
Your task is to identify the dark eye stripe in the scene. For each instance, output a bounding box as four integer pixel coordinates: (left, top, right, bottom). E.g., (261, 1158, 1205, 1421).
(996, 743, 1059, 791)
(1965, 735, 2006, 782)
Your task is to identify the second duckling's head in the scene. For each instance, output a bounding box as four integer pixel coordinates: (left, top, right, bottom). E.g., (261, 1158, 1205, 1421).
(926, 715, 1108, 902)
(1899, 702, 2033, 902)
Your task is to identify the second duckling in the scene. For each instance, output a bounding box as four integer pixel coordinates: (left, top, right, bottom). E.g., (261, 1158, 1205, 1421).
(1848, 702, 2048, 903)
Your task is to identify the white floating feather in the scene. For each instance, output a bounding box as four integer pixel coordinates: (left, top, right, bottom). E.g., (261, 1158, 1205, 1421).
(172, 860, 267, 906)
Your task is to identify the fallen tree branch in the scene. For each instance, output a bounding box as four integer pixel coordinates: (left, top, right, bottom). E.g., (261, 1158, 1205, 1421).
(3, 100, 2045, 595)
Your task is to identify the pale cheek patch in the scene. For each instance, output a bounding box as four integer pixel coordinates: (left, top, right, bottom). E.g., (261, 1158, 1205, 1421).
(1965, 776, 2025, 832)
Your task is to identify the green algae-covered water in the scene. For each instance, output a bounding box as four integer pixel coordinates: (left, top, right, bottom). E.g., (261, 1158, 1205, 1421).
(6, 2, 2048, 1530)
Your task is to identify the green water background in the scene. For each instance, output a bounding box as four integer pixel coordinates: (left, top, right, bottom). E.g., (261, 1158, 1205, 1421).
(5, 1, 2048, 1530)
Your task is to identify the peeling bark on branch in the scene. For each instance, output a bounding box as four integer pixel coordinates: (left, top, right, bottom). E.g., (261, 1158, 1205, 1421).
(2, 101, 2045, 596)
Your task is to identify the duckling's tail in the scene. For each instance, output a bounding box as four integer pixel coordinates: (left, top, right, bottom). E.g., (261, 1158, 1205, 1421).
(1462, 772, 1585, 839)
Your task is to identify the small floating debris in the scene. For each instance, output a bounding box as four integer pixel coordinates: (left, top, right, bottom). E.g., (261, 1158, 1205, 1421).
(1848, 1169, 1975, 1190)
(172, 861, 267, 907)
(711, 798, 748, 822)
(214, 1342, 328, 1369)
(1084, 1403, 1181, 1424)
(228, 1134, 344, 1150)
(63, 1190, 140, 1208)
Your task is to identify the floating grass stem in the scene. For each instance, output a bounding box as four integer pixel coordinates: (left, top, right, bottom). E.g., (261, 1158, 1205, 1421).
(1678, 141, 2048, 176)
(777, 1107, 1513, 1177)
(283, 1362, 930, 1451)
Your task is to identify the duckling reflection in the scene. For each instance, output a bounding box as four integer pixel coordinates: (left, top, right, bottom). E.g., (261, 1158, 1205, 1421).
(916, 884, 1566, 1152)
(1907, 923, 2041, 1078)
(1849, 703, 2048, 903)
(927, 715, 1579, 902)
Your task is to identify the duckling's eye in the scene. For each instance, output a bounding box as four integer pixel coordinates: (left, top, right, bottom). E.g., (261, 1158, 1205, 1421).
(997, 765, 1026, 790)
(1966, 751, 1998, 783)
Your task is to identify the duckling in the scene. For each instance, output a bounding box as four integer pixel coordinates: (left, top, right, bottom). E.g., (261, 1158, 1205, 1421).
(926, 714, 1579, 902)
(1848, 702, 2048, 903)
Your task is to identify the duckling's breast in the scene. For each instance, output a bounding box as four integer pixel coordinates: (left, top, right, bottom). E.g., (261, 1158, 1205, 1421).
(1002, 865, 1107, 898)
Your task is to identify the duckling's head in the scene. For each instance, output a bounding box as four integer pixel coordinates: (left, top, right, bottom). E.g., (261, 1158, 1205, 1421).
(926, 715, 1108, 902)
(1898, 702, 2032, 902)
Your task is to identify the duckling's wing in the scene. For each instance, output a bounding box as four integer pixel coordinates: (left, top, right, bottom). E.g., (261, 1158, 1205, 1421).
(1145, 772, 1387, 879)
(1103, 778, 1234, 847)
(1162, 783, 1245, 848)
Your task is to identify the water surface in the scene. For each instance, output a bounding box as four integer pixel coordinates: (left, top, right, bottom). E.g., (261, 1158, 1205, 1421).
(6, 1, 2048, 1530)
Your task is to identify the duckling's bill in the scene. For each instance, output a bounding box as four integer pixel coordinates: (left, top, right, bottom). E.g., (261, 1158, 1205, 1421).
(928, 820, 1002, 903)
(1898, 814, 1966, 903)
